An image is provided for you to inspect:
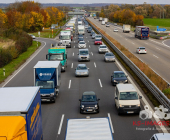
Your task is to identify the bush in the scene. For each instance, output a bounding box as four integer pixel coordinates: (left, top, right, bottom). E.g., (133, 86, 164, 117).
(0, 48, 13, 67)
(9, 45, 19, 59)
(163, 88, 170, 99)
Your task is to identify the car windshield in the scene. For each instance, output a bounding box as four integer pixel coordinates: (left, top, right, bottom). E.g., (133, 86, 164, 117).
(36, 81, 54, 89)
(119, 92, 138, 100)
(82, 95, 96, 102)
(79, 29, 84, 32)
(61, 35, 70, 40)
(50, 54, 63, 60)
(96, 35, 101, 38)
(140, 47, 145, 50)
(77, 66, 87, 70)
(100, 46, 106, 48)
(96, 39, 101, 41)
(79, 42, 85, 44)
(80, 51, 88, 55)
(79, 38, 84, 41)
(106, 53, 114, 56)
(114, 73, 126, 78)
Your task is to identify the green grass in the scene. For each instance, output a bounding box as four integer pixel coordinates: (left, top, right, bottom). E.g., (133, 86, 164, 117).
(0, 41, 41, 84)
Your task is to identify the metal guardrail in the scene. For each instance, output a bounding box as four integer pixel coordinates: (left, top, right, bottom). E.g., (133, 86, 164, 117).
(88, 20, 170, 110)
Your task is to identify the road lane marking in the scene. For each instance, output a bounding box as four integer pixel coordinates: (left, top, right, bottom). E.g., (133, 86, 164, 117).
(91, 52, 93, 56)
(108, 113, 114, 133)
(74, 46, 75, 48)
(125, 38, 127, 40)
(153, 55, 159, 58)
(88, 40, 89, 42)
(156, 48, 160, 50)
(151, 39, 170, 48)
(58, 114, 65, 135)
(68, 80, 71, 88)
(71, 63, 73, 68)
(94, 62, 96, 67)
(98, 79, 102, 87)
(75, 37, 76, 38)
(73, 52, 74, 56)
(145, 42, 148, 45)
(74, 41, 75, 43)
(86, 37, 87, 38)
(89, 45, 90, 48)
(132, 42, 135, 45)
(119, 35, 122, 37)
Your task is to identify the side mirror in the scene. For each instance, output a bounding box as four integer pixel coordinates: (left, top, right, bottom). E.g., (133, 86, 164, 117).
(139, 96, 142, 99)
(46, 54, 49, 60)
(115, 97, 118, 100)
(98, 99, 100, 101)
(79, 99, 81, 101)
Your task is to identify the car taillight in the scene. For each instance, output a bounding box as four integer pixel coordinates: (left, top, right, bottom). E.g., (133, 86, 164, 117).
(145, 50, 146, 51)
(139, 50, 140, 51)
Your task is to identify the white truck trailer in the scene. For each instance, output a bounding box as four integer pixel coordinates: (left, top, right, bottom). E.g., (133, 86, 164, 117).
(104, 18, 108, 23)
(78, 25, 85, 35)
(65, 117, 114, 140)
(102, 21, 105, 25)
(123, 24, 131, 33)
(99, 17, 103, 21)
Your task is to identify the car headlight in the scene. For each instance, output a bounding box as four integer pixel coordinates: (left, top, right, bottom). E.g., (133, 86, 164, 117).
(105, 58, 108, 60)
(62, 67, 64, 69)
(50, 93, 54, 96)
(119, 105, 124, 107)
(136, 104, 140, 107)
(95, 105, 97, 108)
(125, 80, 128, 82)
(114, 80, 117, 82)
(81, 105, 84, 108)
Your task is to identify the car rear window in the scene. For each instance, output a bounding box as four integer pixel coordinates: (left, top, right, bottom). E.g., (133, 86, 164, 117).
(100, 46, 106, 48)
(140, 47, 145, 50)
(96, 39, 101, 41)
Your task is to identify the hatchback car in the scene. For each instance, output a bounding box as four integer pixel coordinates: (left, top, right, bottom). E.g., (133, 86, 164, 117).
(106, 23, 110, 27)
(114, 28, 118, 32)
(98, 45, 108, 53)
(136, 47, 147, 54)
(75, 64, 89, 77)
(78, 41, 86, 48)
(79, 91, 100, 113)
(94, 39, 102, 45)
(78, 38, 84, 43)
(111, 71, 128, 86)
(92, 33, 96, 39)
(104, 52, 115, 62)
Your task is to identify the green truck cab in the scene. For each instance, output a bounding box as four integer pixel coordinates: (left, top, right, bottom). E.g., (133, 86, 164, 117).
(46, 46, 67, 72)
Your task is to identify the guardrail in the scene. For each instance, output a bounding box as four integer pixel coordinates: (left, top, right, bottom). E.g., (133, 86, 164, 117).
(87, 19, 170, 110)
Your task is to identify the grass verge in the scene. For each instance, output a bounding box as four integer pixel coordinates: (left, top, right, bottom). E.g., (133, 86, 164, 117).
(0, 41, 41, 84)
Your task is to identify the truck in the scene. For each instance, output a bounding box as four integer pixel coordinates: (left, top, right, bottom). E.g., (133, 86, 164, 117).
(46, 46, 67, 72)
(78, 25, 85, 35)
(99, 17, 103, 21)
(65, 117, 114, 140)
(135, 26, 149, 40)
(0, 87, 43, 140)
(34, 61, 61, 102)
(102, 21, 105, 25)
(65, 27, 73, 40)
(66, 23, 75, 31)
(59, 30, 71, 48)
(123, 24, 131, 33)
(104, 18, 108, 23)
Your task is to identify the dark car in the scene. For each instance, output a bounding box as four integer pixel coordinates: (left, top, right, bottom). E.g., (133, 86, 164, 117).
(79, 91, 100, 114)
(78, 34, 83, 39)
(111, 71, 128, 86)
(78, 38, 84, 43)
(94, 39, 102, 45)
(87, 27, 92, 33)
(90, 30, 95, 36)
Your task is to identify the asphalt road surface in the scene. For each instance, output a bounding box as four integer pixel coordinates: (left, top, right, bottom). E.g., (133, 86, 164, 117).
(88, 17, 170, 84)
(2, 23, 158, 140)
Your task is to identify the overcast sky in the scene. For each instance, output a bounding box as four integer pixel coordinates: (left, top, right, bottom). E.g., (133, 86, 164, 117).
(0, 0, 169, 4)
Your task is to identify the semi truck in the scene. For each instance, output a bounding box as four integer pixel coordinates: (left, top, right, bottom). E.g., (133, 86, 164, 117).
(65, 117, 114, 140)
(99, 17, 103, 21)
(78, 25, 85, 35)
(59, 30, 71, 48)
(46, 46, 67, 72)
(0, 87, 43, 140)
(65, 27, 73, 40)
(135, 26, 149, 40)
(104, 18, 108, 23)
(123, 24, 131, 33)
(34, 61, 61, 102)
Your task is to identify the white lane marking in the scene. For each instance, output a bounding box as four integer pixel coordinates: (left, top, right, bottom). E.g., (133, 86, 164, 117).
(145, 42, 148, 45)
(74, 41, 75, 43)
(91, 52, 93, 56)
(2, 40, 46, 87)
(153, 55, 159, 58)
(89, 45, 90, 48)
(125, 38, 127, 40)
(94, 62, 96, 67)
(75, 37, 76, 38)
(71, 63, 73, 68)
(162, 39, 170, 48)
(132, 42, 135, 45)
(119, 35, 122, 37)
(98, 79, 102, 87)
(68, 80, 71, 89)
(86, 37, 87, 38)
(151, 39, 170, 48)
(108, 113, 114, 133)
(156, 48, 160, 50)
(88, 40, 89, 42)
(58, 114, 65, 135)
(74, 46, 75, 48)
(73, 52, 74, 56)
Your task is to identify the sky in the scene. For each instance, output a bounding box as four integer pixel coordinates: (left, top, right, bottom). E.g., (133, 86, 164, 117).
(0, 0, 170, 4)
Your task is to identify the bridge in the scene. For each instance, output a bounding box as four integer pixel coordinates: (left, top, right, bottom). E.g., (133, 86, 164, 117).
(68, 12, 85, 16)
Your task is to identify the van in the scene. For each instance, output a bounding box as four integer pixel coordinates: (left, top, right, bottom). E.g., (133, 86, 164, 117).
(78, 49, 90, 62)
(114, 84, 142, 115)
(95, 34, 102, 40)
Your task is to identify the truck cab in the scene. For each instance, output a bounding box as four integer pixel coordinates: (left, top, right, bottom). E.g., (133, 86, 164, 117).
(59, 30, 71, 48)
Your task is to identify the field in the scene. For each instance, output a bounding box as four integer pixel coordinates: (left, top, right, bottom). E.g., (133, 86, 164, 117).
(143, 18, 170, 30)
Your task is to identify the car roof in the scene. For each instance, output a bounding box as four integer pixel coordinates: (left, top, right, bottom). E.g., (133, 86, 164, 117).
(77, 64, 86, 66)
(79, 41, 85, 43)
(100, 45, 106, 47)
(154, 133, 170, 140)
(79, 49, 88, 51)
(83, 91, 96, 96)
(116, 84, 136, 92)
(114, 71, 124, 74)
(105, 52, 113, 55)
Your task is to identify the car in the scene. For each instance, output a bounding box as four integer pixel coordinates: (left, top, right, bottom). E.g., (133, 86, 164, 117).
(87, 27, 92, 33)
(114, 23, 117, 26)
(150, 133, 170, 140)
(98, 45, 108, 53)
(136, 47, 147, 54)
(85, 25, 89, 29)
(92, 33, 96, 39)
(106, 23, 110, 27)
(79, 91, 100, 113)
(78, 49, 90, 62)
(90, 30, 95, 36)
(29, 34, 35, 39)
(94, 39, 102, 45)
(75, 64, 89, 77)
(111, 71, 128, 86)
(78, 38, 84, 43)
(95, 34, 102, 40)
(104, 52, 115, 62)
(114, 28, 118, 32)
(78, 41, 86, 48)
(78, 34, 83, 39)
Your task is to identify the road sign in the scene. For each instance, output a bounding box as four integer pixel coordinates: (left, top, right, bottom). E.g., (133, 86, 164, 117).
(38, 31, 40, 35)
(157, 26, 167, 32)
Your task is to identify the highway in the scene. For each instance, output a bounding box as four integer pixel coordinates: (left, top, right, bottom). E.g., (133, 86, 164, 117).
(88, 17, 170, 83)
(1, 22, 160, 140)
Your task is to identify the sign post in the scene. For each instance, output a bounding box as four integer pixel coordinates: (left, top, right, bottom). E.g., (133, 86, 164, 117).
(52, 29, 53, 38)
(38, 31, 40, 37)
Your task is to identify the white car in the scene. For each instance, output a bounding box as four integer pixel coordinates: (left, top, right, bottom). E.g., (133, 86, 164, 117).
(78, 41, 86, 48)
(114, 28, 118, 32)
(106, 24, 110, 27)
(98, 45, 108, 53)
(136, 47, 147, 54)
(150, 133, 170, 140)
(30, 34, 35, 39)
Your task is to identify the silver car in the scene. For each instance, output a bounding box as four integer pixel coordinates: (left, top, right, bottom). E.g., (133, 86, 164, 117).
(98, 45, 108, 53)
(78, 49, 90, 62)
(104, 52, 115, 62)
(92, 33, 96, 39)
(136, 47, 147, 54)
(78, 41, 86, 48)
(75, 64, 89, 77)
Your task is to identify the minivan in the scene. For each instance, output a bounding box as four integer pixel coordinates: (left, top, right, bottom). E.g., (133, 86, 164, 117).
(78, 49, 90, 62)
(114, 84, 142, 115)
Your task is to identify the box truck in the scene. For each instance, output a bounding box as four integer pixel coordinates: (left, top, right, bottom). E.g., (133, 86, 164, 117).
(102, 21, 105, 25)
(78, 25, 85, 35)
(59, 30, 71, 48)
(104, 18, 108, 23)
(65, 117, 114, 140)
(135, 26, 149, 40)
(46, 46, 67, 72)
(99, 17, 103, 21)
(0, 87, 43, 140)
(123, 24, 131, 33)
(34, 61, 61, 102)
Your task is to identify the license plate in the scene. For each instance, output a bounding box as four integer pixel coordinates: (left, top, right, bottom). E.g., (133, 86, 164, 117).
(87, 109, 93, 111)
(41, 99, 47, 101)
(127, 111, 134, 114)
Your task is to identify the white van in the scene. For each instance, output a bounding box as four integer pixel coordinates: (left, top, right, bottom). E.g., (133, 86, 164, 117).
(114, 84, 142, 115)
(95, 34, 102, 40)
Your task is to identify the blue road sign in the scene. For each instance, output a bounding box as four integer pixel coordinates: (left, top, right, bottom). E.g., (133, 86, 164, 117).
(157, 26, 167, 31)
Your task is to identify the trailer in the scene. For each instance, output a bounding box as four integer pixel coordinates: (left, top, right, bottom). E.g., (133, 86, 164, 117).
(123, 24, 131, 33)
(0, 87, 43, 140)
(65, 117, 114, 140)
(78, 25, 85, 35)
(104, 18, 108, 23)
(135, 26, 149, 40)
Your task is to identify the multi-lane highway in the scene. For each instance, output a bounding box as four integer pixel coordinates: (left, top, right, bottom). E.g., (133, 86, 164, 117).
(88, 17, 170, 83)
(1, 21, 164, 140)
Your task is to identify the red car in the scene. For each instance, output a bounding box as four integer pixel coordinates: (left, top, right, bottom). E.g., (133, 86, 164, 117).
(94, 39, 102, 45)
